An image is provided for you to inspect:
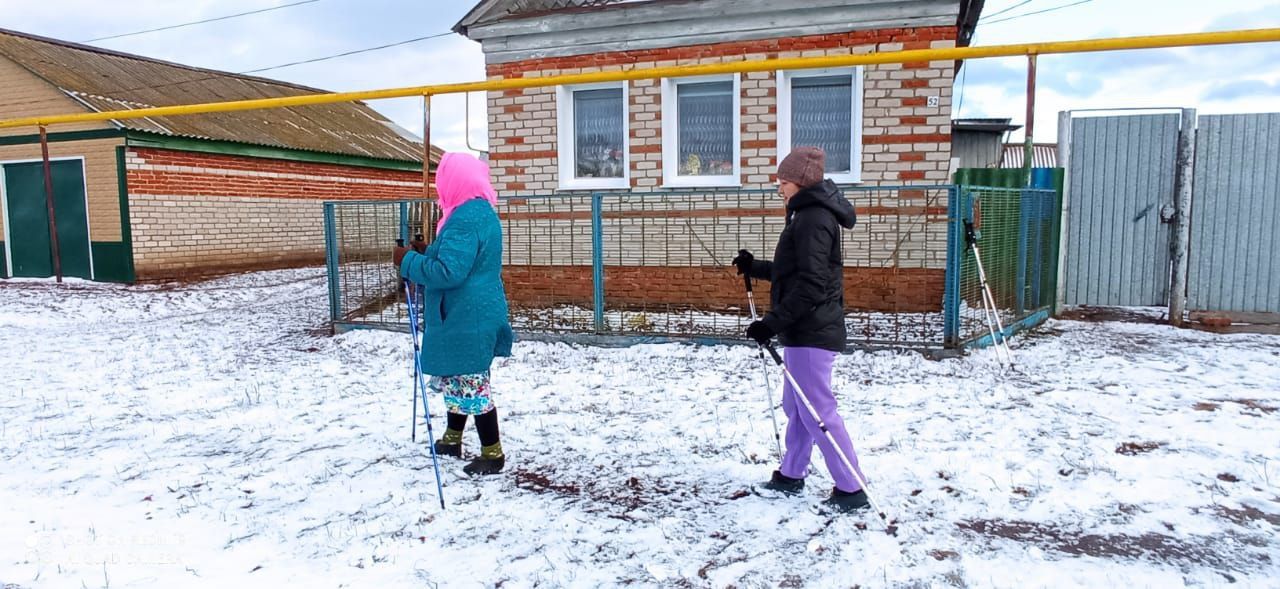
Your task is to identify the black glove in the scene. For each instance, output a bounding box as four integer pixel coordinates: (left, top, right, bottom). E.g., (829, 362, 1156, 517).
(746, 320, 774, 345)
(732, 249, 754, 275)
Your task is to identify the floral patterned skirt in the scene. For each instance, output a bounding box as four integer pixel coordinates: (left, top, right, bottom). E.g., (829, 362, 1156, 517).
(429, 371, 495, 416)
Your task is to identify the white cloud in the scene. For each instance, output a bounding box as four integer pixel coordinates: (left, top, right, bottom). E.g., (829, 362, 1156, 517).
(959, 0, 1280, 141)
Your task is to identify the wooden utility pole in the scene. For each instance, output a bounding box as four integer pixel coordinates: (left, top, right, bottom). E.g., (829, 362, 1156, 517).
(1023, 54, 1038, 186)
(38, 126, 63, 283)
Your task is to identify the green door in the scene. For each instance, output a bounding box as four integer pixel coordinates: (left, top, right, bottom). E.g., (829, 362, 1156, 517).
(3, 160, 92, 279)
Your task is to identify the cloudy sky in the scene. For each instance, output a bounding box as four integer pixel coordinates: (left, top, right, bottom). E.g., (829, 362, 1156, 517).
(3, 0, 1279, 150)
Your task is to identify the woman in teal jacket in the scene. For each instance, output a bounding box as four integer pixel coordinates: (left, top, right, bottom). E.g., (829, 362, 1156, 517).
(394, 152, 513, 475)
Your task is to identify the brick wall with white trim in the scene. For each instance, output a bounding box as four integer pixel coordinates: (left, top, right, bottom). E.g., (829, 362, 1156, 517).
(486, 27, 956, 193)
(126, 147, 424, 280)
(485, 28, 958, 313)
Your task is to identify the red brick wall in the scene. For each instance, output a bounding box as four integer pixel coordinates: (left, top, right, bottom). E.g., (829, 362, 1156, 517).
(505, 266, 944, 313)
(126, 147, 427, 200)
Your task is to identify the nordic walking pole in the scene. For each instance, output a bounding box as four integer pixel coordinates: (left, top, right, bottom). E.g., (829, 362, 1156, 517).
(760, 342, 889, 523)
(964, 221, 1007, 361)
(743, 274, 784, 459)
(412, 353, 420, 443)
(405, 281, 446, 510)
(964, 221, 1013, 366)
(396, 236, 417, 443)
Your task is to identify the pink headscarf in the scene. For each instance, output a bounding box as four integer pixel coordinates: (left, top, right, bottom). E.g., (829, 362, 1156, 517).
(435, 152, 499, 233)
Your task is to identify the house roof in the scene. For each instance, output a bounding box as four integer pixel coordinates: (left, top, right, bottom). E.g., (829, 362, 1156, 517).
(954, 118, 1022, 133)
(455, 0, 985, 46)
(0, 28, 439, 165)
(957, 0, 984, 48)
(1001, 143, 1059, 168)
(455, 0, 672, 35)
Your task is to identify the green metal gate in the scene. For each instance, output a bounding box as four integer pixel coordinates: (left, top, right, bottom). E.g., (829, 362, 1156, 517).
(2, 159, 92, 279)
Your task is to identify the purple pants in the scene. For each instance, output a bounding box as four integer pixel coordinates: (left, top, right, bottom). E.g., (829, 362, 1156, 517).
(778, 346, 867, 493)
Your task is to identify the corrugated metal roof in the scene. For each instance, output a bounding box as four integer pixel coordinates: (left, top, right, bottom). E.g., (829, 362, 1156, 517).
(1001, 143, 1059, 168)
(0, 28, 439, 165)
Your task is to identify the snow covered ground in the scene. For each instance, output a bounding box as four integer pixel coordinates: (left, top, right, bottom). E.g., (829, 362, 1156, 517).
(2, 268, 1278, 588)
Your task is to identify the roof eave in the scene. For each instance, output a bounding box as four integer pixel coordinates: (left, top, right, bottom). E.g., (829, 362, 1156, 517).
(957, 0, 985, 48)
(454, 0, 505, 38)
(123, 129, 438, 170)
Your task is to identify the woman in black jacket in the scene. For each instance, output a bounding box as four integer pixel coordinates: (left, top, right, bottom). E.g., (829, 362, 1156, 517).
(733, 147, 869, 513)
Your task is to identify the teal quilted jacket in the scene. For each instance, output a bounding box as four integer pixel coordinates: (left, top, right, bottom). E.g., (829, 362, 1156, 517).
(399, 199, 513, 376)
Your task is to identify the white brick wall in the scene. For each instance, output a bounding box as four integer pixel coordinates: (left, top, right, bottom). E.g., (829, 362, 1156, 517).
(488, 48, 953, 194)
(129, 194, 324, 278)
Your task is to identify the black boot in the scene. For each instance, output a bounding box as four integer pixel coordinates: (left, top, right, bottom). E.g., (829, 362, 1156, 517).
(464, 410, 504, 476)
(463, 443, 505, 476)
(434, 424, 464, 458)
(760, 470, 805, 494)
(433, 440, 462, 458)
(822, 487, 870, 513)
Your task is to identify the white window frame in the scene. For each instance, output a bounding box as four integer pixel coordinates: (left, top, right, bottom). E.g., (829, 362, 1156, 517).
(661, 74, 742, 188)
(556, 81, 630, 191)
(777, 67, 864, 184)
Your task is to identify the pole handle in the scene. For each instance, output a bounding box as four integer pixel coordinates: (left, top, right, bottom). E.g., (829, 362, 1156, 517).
(742, 272, 753, 294)
(964, 219, 978, 248)
(763, 342, 783, 365)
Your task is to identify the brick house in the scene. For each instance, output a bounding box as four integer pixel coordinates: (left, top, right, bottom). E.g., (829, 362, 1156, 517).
(455, 0, 983, 316)
(0, 28, 436, 282)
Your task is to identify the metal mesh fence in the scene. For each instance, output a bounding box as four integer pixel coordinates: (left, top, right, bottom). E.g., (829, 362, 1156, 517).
(954, 186, 1059, 346)
(324, 185, 1058, 350)
(497, 186, 955, 348)
(499, 195, 597, 333)
(586, 186, 957, 348)
(592, 190, 774, 339)
(324, 200, 427, 330)
(842, 185, 953, 347)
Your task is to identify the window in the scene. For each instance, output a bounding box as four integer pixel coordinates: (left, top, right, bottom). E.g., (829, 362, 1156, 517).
(661, 75, 741, 187)
(556, 82, 629, 190)
(778, 68, 863, 184)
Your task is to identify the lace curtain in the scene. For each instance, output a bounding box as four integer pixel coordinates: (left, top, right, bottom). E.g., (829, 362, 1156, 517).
(676, 81, 734, 176)
(573, 88, 625, 178)
(791, 75, 853, 173)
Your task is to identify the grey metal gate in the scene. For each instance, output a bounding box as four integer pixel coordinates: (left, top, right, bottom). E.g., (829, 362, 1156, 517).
(1063, 113, 1181, 306)
(1188, 113, 1280, 313)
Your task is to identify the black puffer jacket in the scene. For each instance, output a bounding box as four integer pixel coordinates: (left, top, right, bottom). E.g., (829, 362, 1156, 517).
(748, 179, 857, 352)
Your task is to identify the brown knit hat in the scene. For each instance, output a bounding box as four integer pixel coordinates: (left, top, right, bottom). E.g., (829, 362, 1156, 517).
(777, 147, 826, 188)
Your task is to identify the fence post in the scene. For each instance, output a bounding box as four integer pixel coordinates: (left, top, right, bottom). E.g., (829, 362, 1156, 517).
(1029, 188, 1051, 308)
(943, 185, 964, 348)
(591, 192, 605, 333)
(1168, 108, 1196, 327)
(398, 201, 410, 244)
(323, 202, 341, 326)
